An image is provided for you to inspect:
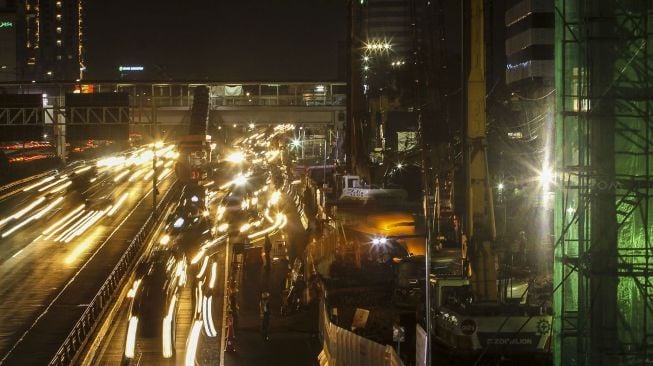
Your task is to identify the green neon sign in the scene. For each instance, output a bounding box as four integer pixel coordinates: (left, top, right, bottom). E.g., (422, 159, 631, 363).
(0, 21, 13, 28)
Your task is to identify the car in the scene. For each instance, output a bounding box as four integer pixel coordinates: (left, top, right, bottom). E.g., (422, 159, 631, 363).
(177, 184, 209, 222)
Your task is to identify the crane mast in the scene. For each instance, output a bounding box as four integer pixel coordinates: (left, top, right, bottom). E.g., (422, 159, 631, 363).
(465, 0, 497, 302)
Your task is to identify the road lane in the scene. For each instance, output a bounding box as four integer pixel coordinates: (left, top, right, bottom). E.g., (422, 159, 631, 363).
(92, 209, 227, 365)
(79, 129, 296, 365)
(0, 144, 179, 364)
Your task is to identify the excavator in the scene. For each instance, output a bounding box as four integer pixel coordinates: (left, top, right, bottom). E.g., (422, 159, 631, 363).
(427, 0, 552, 363)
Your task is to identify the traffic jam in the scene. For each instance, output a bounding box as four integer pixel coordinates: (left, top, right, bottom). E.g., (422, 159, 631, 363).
(122, 124, 294, 364)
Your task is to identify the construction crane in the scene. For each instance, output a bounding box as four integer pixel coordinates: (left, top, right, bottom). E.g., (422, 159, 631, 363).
(465, 0, 497, 303)
(427, 0, 552, 363)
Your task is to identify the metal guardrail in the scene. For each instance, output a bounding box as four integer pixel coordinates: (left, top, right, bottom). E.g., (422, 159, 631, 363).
(49, 182, 180, 366)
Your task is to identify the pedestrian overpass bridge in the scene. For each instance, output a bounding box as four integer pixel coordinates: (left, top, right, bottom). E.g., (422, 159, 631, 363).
(0, 81, 347, 132)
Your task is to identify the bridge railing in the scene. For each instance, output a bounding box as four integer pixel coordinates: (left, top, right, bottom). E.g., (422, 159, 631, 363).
(48, 182, 180, 366)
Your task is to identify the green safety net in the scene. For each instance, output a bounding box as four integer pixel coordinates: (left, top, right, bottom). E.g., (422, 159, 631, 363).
(554, 1, 653, 365)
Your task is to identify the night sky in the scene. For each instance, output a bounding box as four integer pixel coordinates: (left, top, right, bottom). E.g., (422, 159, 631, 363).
(84, 0, 346, 81)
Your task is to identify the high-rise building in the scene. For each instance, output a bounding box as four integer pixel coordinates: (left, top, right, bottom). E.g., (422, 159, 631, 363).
(14, 0, 84, 81)
(358, 0, 415, 157)
(504, 0, 553, 85)
(363, 0, 411, 58)
(0, 0, 17, 81)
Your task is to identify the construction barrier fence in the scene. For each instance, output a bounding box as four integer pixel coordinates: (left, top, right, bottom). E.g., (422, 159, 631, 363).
(318, 292, 402, 366)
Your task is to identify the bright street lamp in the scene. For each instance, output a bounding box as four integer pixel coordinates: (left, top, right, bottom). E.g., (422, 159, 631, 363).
(539, 167, 554, 187)
(234, 175, 247, 186)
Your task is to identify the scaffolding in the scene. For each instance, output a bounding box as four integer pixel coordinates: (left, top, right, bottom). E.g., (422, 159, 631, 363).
(554, 1, 653, 365)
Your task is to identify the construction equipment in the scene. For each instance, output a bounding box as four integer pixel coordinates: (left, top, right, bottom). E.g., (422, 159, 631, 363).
(428, 0, 552, 362)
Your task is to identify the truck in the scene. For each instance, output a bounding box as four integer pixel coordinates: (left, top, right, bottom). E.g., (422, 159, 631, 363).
(431, 276, 551, 362)
(174, 85, 213, 183)
(174, 134, 212, 183)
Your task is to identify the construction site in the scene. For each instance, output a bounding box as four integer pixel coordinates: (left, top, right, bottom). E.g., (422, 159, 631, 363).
(301, 1, 653, 365)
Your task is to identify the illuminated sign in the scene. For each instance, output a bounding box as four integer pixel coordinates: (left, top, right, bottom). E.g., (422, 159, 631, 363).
(118, 66, 144, 72)
(0, 21, 13, 28)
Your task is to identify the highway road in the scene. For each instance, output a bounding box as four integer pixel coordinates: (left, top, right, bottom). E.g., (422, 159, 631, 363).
(0, 144, 178, 365)
(88, 196, 227, 365)
(84, 125, 303, 365)
(0, 125, 304, 365)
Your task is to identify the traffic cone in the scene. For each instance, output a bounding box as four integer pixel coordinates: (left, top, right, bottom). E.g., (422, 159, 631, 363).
(224, 313, 236, 352)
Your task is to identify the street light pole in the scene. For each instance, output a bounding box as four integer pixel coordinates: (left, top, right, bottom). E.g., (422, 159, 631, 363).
(323, 139, 327, 186)
(153, 143, 158, 212)
(301, 137, 305, 160)
(152, 119, 159, 214)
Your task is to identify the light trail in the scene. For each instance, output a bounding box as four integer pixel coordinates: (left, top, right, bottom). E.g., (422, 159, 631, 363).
(128, 169, 145, 182)
(209, 262, 217, 289)
(1, 197, 63, 238)
(162, 294, 177, 358)
(43, 204, 85, 236)
(64, 208, 108, 243)
(113, 170, 130, 183)
(196, 281, 203, 314)
(22, 176, 55, 192)
(197, 256, 209, 279)
(48, 181, 72, 194)
(0, 197, 46, 226)
(127, 279, 141, 298)
(191, 249, 205, 265)
(37, 176, 68, 192)
(55, 210, 95, 242)
(73, 166, 92, 175)
(124, 316, 138, 359)
(159, 167, 171, 180)
(143, 169, 154, 181)
(185, 320, 203, 366)
(107, 192, 128, 217)
(203, 296, 218, 337)
(64, 237, 95, 264)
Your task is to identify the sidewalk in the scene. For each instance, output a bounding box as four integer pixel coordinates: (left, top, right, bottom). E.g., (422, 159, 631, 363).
(223, 191, 321, 366)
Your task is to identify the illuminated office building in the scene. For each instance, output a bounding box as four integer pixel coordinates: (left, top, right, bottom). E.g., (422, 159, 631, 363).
(13, 0, 84, 81)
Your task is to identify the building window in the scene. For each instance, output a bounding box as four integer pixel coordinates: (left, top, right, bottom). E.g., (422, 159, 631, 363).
(56, 39, 62, 46)
(56, 27, 62, 33)
(56, 55, 62, 60)
(56, 1, 62, 7)
(56, 14, 62, 21)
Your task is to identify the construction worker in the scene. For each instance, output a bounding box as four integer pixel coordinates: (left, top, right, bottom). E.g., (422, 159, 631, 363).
(260, 291, 271, 341)
(264, 234, 273, 269)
